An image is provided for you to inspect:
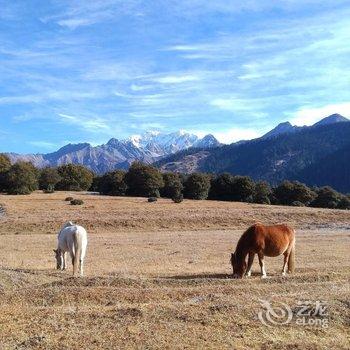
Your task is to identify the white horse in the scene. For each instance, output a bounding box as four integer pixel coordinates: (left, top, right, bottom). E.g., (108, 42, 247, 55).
(54, 221, 88, 276)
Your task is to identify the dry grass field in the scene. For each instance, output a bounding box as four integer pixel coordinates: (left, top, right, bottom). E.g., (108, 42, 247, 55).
(0, 192, 349, 349)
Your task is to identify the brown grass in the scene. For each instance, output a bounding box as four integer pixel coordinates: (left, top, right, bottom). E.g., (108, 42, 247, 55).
(0, 191, 349, 349)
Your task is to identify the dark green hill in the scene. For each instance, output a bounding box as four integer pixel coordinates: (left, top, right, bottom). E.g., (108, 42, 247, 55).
(156, 121, 350, 192)
(296, 143, 350, 193)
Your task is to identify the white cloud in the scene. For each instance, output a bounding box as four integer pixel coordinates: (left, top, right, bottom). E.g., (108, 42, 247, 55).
(58, 113, 109, 131)
(57, 17, 98, 29)
(0, 90, 103, 105)
(210, 98, 251, 111)
(130, 84, 153, 91)
(164, 45, 201, 51)
(213, 128, 261, 143)
(210, 97, 268, 113)
(29, 141, 58, 149)
(152, 75, 200, 84)
(290, 103, 350, 126)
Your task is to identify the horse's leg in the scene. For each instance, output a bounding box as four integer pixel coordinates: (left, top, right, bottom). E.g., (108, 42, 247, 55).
(62, 252, 67, 270)
(258, 253, 267, 278)
(281, 252, 289, 276)
(70, 251, 75, 276)
(80, 259, 83, 276)
(245, 253, 255, 277)
(59, 252, 65, 271)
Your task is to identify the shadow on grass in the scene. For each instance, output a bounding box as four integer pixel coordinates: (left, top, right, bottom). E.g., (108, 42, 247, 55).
(163, 273, 232, 280)
(162, 271, 265, 280)
(1, 266, 63, 276)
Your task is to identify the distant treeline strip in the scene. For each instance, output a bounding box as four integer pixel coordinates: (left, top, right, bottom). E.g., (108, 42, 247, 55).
(0, 154, 349, 210)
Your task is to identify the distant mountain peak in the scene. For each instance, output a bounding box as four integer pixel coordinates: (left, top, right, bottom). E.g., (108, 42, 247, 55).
(194, 134, 221, 148)
(107, 138, 129, 149)
(50, 142, 90, 156)
(261, 121, 301, 139)
(313, 114, 349, 127)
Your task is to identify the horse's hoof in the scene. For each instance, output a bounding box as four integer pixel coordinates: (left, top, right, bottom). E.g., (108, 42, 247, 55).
(261, 275, 267, 279)
(282, 272, 286, 277)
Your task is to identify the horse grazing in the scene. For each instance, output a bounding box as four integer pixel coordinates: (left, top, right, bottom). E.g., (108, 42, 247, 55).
(54, 221, 88, 276)
(231, 223, 295, 278)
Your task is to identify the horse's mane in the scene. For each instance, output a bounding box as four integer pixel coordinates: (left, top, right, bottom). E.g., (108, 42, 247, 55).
(235, 224, 259, 257)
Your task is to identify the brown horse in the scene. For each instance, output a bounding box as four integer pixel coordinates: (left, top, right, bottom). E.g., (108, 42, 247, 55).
(231, 223, 295, 278)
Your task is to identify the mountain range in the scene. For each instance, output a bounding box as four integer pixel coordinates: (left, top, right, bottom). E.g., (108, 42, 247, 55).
(6, 131, 221, 174)
(5, 113, 350, 192)
(156, 114, 350, 192)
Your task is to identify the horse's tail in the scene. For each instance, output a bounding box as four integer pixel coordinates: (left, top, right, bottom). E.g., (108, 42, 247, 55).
(72, 229, 82, 276)
(288, 235, 296, 274)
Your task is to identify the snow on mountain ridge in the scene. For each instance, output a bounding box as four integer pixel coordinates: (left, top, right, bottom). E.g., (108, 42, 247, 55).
(7, 130, 220, 173)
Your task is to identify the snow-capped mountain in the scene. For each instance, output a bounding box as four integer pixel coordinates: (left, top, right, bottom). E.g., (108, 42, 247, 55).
(128, 130, 201, 154)
(6, 131, 221, 173)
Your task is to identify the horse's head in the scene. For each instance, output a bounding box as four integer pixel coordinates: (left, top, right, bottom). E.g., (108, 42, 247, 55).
(53, 249, 63, 270)
(230, 252, 246, 279)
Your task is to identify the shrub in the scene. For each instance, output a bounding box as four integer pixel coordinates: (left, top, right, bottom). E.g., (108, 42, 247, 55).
(98, 170, 127, 196)
(273, 181, 316, 206)
(161, 172, 183, 198)
(43, 184, 55, 193)
(184, 173, 211, 200)
(65, 196, 74, 201)
(291, 201, 305, 207)
(56, 164, 94, 191)
(5, 162, 38, 194)
(0, 154, 11, 172)
(337, 196, 350, 210)
(230, 176, 256, 202)
(172, 193, 184, 203)
(70, 199, 84, 205)
(125, 162, 164, 197)
(39, 167, 61, 192)
(310, 186, 342, 208)
(0, 154, 11, 192)
(148, 197, 157, 203)
(209, 174, 255, 202)
(90, 175, 102, 192)
(208, 173, 234, 200)
(253, 181, 272, 204)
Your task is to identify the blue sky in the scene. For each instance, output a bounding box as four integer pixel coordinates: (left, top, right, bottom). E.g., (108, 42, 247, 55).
(1, 0, 350, 153)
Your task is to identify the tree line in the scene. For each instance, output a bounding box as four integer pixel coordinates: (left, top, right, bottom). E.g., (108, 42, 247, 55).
(0, 154, 349, 210)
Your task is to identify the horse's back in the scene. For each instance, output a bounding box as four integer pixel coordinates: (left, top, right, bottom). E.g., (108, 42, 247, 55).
(58, 225, 88, 251)
(246, 223, 295, 256)
(252, 223, 294, 238)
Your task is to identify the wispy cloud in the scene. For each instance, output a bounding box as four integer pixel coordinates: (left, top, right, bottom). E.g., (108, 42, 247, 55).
(41, 0, 139, 29)
(151, 75, 200, 84)
(28, 141, 58, 149)
(58, 113, 109, 131)
(1, 1, 350, 152)
(290, 103, 350, 126)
